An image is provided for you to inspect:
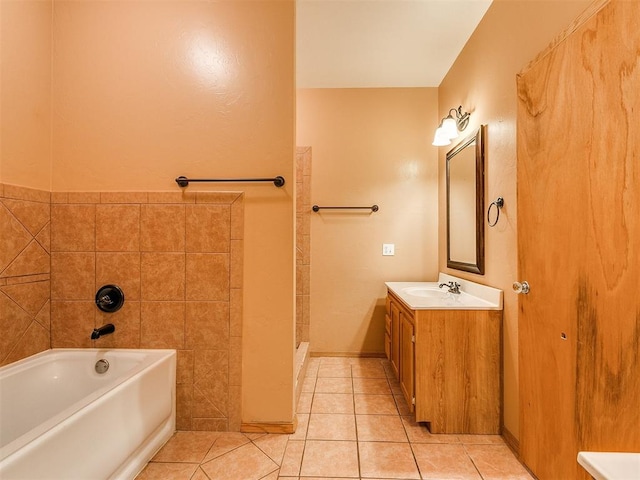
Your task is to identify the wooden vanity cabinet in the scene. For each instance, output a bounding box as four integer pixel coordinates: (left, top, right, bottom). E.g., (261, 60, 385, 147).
(385, 289, 502, 434)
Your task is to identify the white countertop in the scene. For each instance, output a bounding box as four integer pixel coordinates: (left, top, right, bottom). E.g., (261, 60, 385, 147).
(578, 452, 640, 480)
(385, 273, 503, 311)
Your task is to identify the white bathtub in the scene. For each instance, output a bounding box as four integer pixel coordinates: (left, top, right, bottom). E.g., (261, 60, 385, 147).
(0, 349, 176, 480)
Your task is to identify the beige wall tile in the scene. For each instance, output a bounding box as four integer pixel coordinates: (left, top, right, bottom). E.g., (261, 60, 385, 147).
(96, 204, 140, 251)
(230, 196, 244, 240)
(0, 292, 33, 360)
(141, 253, 185, 301)
(35, 300, 50, 329)
(95, 300, 140, 348)
(230, 288, 242, 337)
(0, 279, 49, 316)
(51, 204, 95, 251)
(185, 205, 230, 253)
(140, 204, 185, 252)
(51, 252, 95, 300)
(192, 418, 228, 432)
(140, 301, 185, 349)
(194, 192, 241, 205)
(100, 192, 148, 204)
(185, 301, 230, 349)
(186, 254, 229, 301)
(2, 184, 50, 203)
(227, 390, 241, 431)
(230, 240, 242, 290)
(35, 223, 50, 253)
(96, 252, 141, 300)
(50, 300, 95, 348)
(176, 384, 193, 431)
(229, 335, 241, 387)
(0, 205, 33, 272)
(177, 349, 194, 385)
(67, 192, 100, 204)
(147, 192, 195, 204)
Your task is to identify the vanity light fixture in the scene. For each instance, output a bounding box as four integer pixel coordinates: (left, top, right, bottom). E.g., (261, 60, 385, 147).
(432, 106, 471, 146)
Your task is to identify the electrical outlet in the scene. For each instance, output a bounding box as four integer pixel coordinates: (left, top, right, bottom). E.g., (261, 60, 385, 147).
(382, 244, 395, 256)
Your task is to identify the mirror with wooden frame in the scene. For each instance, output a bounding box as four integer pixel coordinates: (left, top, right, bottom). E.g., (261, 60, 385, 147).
(446, 125, 485, 274)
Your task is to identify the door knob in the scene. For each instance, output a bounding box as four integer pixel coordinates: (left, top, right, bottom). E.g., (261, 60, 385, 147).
(513, 281, 530, 294)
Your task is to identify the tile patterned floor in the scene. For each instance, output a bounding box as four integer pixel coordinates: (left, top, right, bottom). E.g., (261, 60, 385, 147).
(138, 357, 534, 480)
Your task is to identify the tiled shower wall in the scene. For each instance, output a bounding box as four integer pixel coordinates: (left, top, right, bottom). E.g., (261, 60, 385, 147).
(0, 184, 51, 365)
(41, 189, 240, 432)
(296, 147, 311, 346)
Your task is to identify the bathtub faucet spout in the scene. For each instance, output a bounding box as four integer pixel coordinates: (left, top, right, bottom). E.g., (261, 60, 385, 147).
(91, 323, 115, 340)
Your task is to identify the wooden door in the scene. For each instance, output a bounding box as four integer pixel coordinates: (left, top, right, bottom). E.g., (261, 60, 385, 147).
(517, 1, 640, 479)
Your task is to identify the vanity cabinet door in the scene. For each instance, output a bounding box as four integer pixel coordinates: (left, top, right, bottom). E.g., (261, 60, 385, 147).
(390, 302, 400, 379)
(399, 311, 415, 413)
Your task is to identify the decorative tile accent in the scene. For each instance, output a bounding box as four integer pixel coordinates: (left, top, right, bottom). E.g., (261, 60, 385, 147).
(0, 186, 51, 364)
(200, 442, 279, 480)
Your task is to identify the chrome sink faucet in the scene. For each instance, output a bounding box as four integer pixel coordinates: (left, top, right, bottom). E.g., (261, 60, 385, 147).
(439, 281, 461, 294)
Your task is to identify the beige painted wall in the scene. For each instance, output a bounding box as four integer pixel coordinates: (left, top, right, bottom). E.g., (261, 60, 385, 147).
(297, 88, 439, 355)
(1, 0, 295, 426)
(437, 0, 591, 439)
(0, 0, 52, 189)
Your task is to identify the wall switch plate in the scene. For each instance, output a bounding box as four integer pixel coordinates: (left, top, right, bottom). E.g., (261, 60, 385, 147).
(382, 244, 395, 256)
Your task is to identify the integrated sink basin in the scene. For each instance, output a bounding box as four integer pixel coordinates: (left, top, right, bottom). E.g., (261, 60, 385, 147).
(386, 274, 503, 310)
(401, 286, 450, 299)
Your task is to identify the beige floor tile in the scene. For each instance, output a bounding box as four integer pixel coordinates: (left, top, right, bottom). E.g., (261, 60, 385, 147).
(312, 393, 354, 414)
(201, 442, 279, 480)
(351, 363, 387, 378)
(401, 416, 460, 444)
(191, 468, 210, 480)
(152, 431, 220, 463)
(412, 443, 483, 479)
(300, 440, 359, 478)
(315, 377, 353, 394)
(297, 392, 313, 414)
(253, 434, 290, 464)
(307, 413, 357, 441)
(354, 394, 398, 415)
(279, 440, 305, 476)
(317, 364, 352, 378)
(202, 432, 251, 462)
(357, 414, 408, 442)
(358, 441, 420, 479)
(260, 472, 280, 480)
(465, 444, 534, 480)
(136, 462, 199, 480)
(353, 377, 391, 394)
(301, 375, 317, 393)
(318, 357, 352, 366)
(289, 413, 309, 440)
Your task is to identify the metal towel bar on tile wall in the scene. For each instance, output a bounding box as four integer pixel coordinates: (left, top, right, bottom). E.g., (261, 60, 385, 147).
(312, 205, 379, 212)
(175, 176, 285, 187)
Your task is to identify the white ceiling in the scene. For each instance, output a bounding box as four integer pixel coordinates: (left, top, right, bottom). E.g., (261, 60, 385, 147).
(296, 0, 492, 88)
